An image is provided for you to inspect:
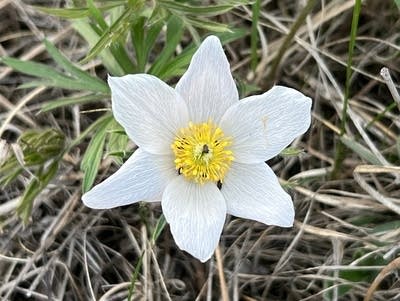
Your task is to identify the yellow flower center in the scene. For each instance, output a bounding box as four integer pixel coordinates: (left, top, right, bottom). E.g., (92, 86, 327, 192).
(172, 121, 234, 184)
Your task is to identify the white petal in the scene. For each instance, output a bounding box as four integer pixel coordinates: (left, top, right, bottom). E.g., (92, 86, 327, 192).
(162, 177, 226, 262)
(109, 74, 189, 155)
(175, 35, 238, 123)
(220, 86, 312, 163)
(82, 149, 176, 209)
(221, 162, 294, 227)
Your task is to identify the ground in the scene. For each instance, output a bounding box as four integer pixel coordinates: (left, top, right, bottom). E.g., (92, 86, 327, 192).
(0, 0, 400, 300)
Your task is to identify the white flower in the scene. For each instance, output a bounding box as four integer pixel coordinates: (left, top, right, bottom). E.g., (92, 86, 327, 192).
(82, 35, 312, 262)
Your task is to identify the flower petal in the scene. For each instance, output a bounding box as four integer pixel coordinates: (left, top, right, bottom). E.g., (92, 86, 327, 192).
(82, 149, 176, 209)
(175, 35, 238, 123)
(162, 177, 226, 262)
(109, 74, 189, 155)
(221, 162, 294, 227)
(220, 86, 312, 163)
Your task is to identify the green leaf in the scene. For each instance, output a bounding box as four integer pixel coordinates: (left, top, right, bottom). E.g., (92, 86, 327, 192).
(33, 2, 125, 19)
(40, 93, 108, 112)
(72, 19, 125, 75)
(149, 16, 185, 76)
(371, 220, 400, 234)
(80, 8, 134, 64)
(80, 116, 113, 192)
(127, 251, 144, 301)
(340, 136, 381, 165)
(324, 254, 387, 300)
(69, 113, 113, 151)
(106, 120, 129, 165)
(33, 6, 91, 18)
(280, 147, 304, 157)
(1, 57, 70, 81)
(44, 39, 109, 93)
(159, 1, 235, 16)
(131, 17, 164, 72)
(1, 56, 108, 93)
(250, 0, 260, 70)
(18, 128, 65, 166)
(87, 0, 108, 30)
(185, 16, 231, 32)
(151, 214, 166, 243)
(156, 28, 246, 80)
(17, 161, 59, 223)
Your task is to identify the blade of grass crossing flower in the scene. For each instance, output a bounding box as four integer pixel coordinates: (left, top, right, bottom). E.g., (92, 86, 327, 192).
(250, 0, 260, 71)
(80, 116, 113, 193)
(332, 0, 362, 178)
(44, 40, 109, 93)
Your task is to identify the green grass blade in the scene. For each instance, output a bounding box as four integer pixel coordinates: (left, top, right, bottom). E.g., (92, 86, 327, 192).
(80, 8, 133, 65)
(32, 2, 125, 19)
(185, 16, 231, 32)
(72, 19, 125, 75)
(40, 94, 108, 112)
(17, 161, 59, 223)
(1, 57, 70, 81)
(340, 136, 380, 165)
(131, 17, 164, 72)
(159, 1, 235, 16)
(80, 116, 113, 193)
(250, 0, 260, 71)
(149, 16, 185, 76)
(332, 0, 362, 178)
(44, 39, 109, 93)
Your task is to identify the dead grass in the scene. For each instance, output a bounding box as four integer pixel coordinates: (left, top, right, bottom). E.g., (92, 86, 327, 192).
(1, 0, 400, 300)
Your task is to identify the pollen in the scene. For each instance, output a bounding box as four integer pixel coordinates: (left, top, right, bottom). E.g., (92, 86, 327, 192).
(172, 121, 234, 184)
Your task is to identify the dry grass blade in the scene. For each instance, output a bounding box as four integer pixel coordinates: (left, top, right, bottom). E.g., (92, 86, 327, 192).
(363, 256, 400, 301)
(1, 0, 400, 300)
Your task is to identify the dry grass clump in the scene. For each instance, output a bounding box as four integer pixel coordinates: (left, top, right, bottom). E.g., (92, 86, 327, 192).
(1, 0, 400, 300)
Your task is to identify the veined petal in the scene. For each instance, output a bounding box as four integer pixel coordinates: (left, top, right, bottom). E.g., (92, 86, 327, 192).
(162, 177, 226, 262)
(220, 86, 312, 163)
(82, 149, 176, 209)
(175, 35, 238, 123)
(109, 74, 189, 155)
(221, 162, 294, 227)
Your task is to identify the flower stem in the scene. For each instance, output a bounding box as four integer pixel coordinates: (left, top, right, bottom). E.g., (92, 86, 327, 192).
(331, 0, 362, 178)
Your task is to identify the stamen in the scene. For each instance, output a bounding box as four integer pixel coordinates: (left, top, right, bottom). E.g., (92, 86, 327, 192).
(171, 121, 234, 184)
